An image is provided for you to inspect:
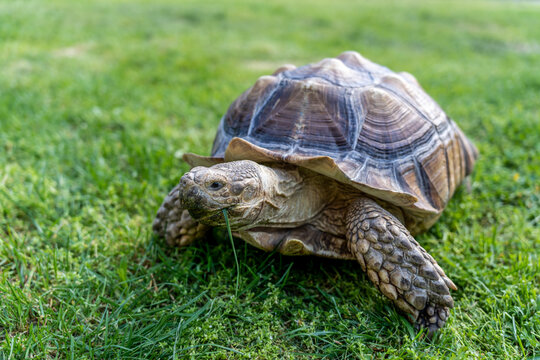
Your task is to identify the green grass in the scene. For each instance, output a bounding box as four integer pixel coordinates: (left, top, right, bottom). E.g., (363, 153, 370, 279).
(1, 0, 539, 358)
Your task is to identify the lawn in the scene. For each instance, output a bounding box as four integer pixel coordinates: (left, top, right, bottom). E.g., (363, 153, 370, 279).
(1, 0, 539, 358)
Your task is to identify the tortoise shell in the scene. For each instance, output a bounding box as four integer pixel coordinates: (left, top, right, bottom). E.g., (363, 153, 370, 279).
(184, 51, 478, 230)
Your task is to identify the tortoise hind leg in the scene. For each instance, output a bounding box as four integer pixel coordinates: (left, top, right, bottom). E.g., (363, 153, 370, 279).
(153, 184, 209, 247)
(345, 197, 457, 337)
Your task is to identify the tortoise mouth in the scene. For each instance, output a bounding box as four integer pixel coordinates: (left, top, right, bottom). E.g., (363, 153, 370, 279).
(180, 185, 223, 217)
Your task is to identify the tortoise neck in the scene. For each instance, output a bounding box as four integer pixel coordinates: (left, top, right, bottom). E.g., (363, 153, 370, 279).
(254, 164, 334, 228)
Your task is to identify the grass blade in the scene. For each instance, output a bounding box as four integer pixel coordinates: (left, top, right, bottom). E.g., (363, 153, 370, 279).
(222, 209, 239, 296)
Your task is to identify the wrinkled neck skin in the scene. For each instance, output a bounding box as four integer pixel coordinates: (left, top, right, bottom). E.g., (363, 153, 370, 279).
(247, 164, 335, 229)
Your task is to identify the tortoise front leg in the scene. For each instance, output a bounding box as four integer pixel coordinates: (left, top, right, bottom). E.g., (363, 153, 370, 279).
(346, 197, 457, 337)
(153, 184, 209, 247)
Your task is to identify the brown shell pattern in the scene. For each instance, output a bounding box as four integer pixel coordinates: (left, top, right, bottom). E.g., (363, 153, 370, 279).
(188, 51, 478, 220)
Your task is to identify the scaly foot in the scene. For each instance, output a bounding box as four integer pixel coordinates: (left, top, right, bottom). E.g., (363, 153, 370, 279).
(153, 184, 208, 246)
(346, 197, 456, 337)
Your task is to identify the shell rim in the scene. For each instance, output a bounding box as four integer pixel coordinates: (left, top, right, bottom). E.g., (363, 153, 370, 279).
(183, 137, 440, 216)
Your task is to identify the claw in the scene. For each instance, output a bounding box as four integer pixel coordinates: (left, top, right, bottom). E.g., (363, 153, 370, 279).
(415, 305, 449, 340)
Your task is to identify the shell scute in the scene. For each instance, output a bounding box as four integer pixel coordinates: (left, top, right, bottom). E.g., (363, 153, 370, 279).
(379, 73, 443, 121)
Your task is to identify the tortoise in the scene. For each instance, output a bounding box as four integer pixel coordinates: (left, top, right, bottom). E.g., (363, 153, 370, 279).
(153, 51, 478, 336)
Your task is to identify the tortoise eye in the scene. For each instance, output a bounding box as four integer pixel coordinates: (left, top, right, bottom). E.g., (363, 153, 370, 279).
(208, 181, 224, 191)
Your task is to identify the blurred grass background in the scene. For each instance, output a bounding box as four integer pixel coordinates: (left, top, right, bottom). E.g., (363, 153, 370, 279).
(1, 0, 539, 358)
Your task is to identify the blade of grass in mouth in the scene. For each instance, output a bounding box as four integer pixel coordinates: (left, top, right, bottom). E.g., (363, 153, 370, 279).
(222, 209, 239, 296)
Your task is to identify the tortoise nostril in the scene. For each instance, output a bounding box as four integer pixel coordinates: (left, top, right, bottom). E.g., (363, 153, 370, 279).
(180, 174, 193, 189)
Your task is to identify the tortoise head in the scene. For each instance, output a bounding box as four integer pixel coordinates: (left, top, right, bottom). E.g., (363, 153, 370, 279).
(179, 160, 264, 228)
